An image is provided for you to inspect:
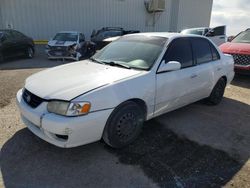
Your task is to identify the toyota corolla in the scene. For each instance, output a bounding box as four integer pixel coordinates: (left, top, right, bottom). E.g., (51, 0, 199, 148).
(16, 33, 235, 148)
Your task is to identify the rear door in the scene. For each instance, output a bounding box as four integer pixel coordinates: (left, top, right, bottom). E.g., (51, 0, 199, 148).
(189, 37, 217, 98)
(206, 26, 226, 46)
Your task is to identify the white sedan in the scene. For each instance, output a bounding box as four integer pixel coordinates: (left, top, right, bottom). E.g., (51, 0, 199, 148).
(16, 33, 235, 148)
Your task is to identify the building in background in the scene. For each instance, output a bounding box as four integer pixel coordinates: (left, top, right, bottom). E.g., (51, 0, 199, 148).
(0, 0, 213, 41)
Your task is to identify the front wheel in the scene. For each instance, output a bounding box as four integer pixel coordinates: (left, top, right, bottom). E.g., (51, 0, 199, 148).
(26, 46, 34, 58)
(206, 78, 226, 105)
(103, 101, 145, 148)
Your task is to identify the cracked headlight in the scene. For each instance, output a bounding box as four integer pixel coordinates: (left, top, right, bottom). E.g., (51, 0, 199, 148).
(47, 101, 91, 116)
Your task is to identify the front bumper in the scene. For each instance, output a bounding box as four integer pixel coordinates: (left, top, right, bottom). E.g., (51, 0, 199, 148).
(235, 65, 250, 75)
(45, 49, 81, 61)
(16, 89, 113, 148)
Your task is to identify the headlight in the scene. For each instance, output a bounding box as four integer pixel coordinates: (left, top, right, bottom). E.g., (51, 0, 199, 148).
(45, 45, 51, 49)
(47, 101, 91, 116)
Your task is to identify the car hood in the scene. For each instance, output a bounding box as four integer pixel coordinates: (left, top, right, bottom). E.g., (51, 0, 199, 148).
(219, 42, 250, 55)
(25, 60, 143, 100)
(48, 40, 77, 47)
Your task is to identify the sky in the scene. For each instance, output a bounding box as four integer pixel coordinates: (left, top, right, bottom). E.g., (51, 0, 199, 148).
(210, 0, 250, 36)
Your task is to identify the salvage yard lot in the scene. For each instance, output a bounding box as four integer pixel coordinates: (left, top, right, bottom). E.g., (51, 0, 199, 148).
(0, 46, 250, 188)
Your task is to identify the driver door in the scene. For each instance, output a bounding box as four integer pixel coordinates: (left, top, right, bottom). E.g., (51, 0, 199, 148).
(154, 38, 197, 117)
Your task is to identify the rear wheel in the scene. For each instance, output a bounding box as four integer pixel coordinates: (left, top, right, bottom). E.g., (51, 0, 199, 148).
(0, 52, 4, 62)
(206, 78, 226, 105)
(26, 46, 34, 58)
(103, 101, 145, 148)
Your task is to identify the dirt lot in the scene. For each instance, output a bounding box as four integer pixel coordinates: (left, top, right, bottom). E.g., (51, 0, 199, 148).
(0, 47, 250, 188)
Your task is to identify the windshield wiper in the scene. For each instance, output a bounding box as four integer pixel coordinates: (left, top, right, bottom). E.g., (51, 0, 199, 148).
(103, 61, 131, 69)
(89, 57, 105, 65)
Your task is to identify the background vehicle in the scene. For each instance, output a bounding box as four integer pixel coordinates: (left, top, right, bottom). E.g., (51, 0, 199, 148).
(0, 29, 35, 62)
(219, 28, 250, 74)
(181, 26, 226, 46)
(46, 31, 85, 61)
(17, 33, 234, 148)
(91, 27, 140, 50)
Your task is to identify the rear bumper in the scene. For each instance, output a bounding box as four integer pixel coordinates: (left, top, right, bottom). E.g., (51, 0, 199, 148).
(16, 89, 113, 148)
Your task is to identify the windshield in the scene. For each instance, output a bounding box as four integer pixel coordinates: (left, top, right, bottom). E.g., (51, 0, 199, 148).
(232, 31, 250, 43)
(53, 33, 78, 41)
(181, 29, 205, 36)
(92, 35, 167, 70)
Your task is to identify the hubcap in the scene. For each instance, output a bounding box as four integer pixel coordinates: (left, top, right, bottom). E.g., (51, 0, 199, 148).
(116, 112, 137, 141)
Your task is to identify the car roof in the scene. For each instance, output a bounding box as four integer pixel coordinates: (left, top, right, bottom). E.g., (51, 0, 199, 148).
(58, 31, 79, 34)
(182, 27, 209, 31)
(126, 32, 208, 40)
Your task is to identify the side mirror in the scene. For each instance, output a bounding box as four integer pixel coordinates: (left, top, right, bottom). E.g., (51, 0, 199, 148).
(227, 36, 234, 42)
(158, 61, 181, 73)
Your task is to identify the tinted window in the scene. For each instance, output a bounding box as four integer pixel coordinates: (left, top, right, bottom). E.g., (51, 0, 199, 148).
(79, 33, 85, 42)
(11, 30, 25, 39)
(191, 38, 212, 64)
(181, 29, 205, 36)
(210, 44, 220, 60)
(4, 31, 12, 40)
(165, 38, 193, 68)
(53, 33, 78, 41)
(213, 26, 225, 36)
(101, 30, 123, 39)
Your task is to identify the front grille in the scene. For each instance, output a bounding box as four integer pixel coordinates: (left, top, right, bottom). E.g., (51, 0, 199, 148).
(50, 46, 68, 51)
(22, 89, 44, 108)
(48, 50, 70, 57)
(229, 53, 250, 66)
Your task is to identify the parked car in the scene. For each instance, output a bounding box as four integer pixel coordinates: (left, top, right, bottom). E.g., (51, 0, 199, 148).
(0, 29, 35, 62)
(219, 29, 250, 74)
(46, 31, 86, 61)
(91, 27, 140, 50)
(16, 33, 235, 148)
(181, 26, 227, 46)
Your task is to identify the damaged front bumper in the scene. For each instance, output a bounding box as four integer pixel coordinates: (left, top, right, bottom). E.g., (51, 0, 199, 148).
(45, 46, 82, 60)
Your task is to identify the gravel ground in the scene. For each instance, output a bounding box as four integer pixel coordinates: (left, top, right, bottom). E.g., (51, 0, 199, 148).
(0, 48, 250, 188)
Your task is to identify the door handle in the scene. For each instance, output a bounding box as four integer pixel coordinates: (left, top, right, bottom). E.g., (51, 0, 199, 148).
(190, 74, 198, 79)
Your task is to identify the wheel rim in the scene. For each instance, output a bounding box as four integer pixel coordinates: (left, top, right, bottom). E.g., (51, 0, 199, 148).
(116, 112, 137, 142)
(214, 82, 225, 100)
(28, 48, 33, 58)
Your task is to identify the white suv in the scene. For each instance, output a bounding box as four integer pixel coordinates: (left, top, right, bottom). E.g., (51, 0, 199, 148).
(17, 33, 235, 148)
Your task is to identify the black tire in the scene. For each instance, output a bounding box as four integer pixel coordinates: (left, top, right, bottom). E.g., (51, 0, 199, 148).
(206, 78, 226, 105)
(26, 46, 34, 58)
(0, 52, 3, 63)
(103, 101, 145, 148)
